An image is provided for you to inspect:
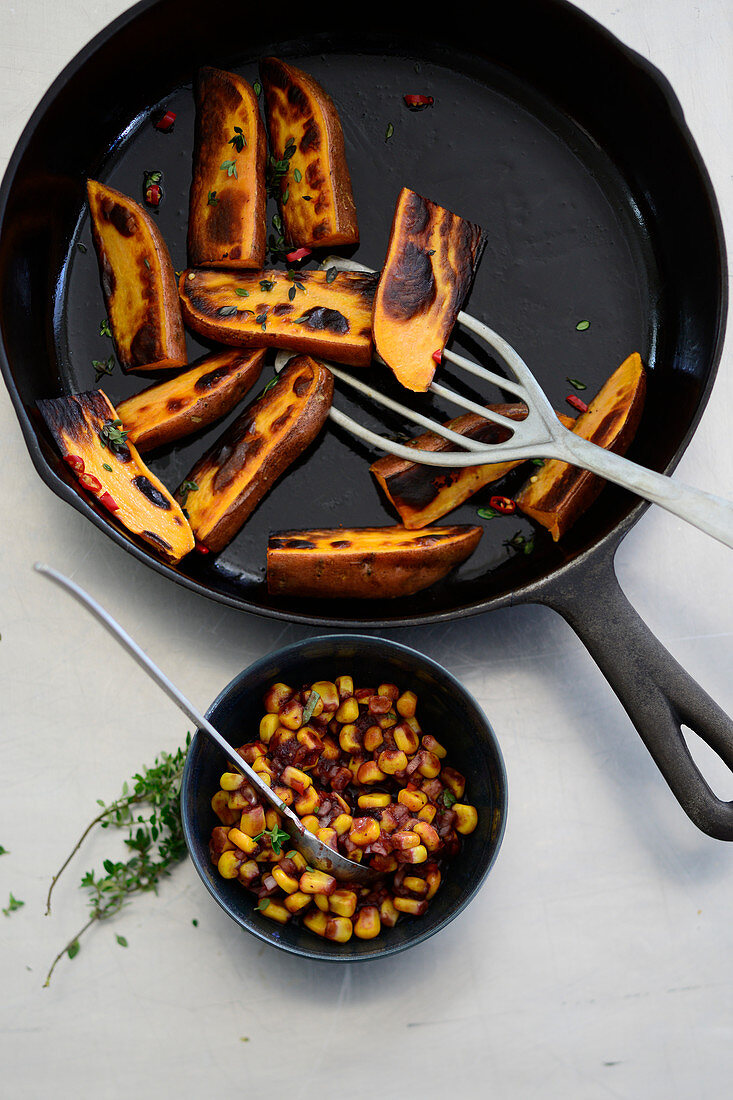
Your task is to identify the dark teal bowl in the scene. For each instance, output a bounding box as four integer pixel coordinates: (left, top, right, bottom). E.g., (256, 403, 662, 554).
(181, 634, 507, 961)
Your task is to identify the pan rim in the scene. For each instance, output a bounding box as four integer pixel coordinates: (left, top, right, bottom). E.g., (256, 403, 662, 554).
(0, 0, 727, 627)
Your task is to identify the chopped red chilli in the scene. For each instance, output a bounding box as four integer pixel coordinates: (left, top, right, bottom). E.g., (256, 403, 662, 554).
(98, 491, 120, 512)
(154, 110, 176, 132)
(194, 539, 210, 554)
(404, 94, 434, 111)
(488, 496, 516, 515)
(64, 454, 85, 473)
(145, 183, 162, 207)
(432, 349, 443, 364)
(285, 247, 312, 263)
(78, 473, 102, 493)
(566, 394, 589, 414)
(209, 675, 478, 943)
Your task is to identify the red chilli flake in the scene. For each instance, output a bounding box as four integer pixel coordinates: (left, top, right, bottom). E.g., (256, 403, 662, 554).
(285, 247, 312, 263)
(404, 94, 434, 111)
(489, 496, 516, 515)
(432, 349, 443, 364)
(154, 110, 176, 133)
(145, 183, 162, 207)
(98, 491, 120, 512)
(194, 540, 210, 555)
(566, 394, 589, 414)
(64, 454, 85, 474)
(78, 473, 102, 493)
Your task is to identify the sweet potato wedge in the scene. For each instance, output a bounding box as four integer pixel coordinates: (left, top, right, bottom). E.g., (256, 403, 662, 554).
(371, 406, 576, 528)
(177, 356, 333, 553)
(373, 188, 486, 392)
(37, 390, 194, 563)
(116, 347, 265, 452)
(371, 404, 528, 528)
(516, 352, 646, 539)
(267, 525, 482, 599)
(87, 179, 187, 372)
(178, 266, 377, 366)
(188, 67, 267, 268)
(259, 57, 358, 249)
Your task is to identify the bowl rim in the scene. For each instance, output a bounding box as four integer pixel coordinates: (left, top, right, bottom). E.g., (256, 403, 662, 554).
(180, 633, 508, 962)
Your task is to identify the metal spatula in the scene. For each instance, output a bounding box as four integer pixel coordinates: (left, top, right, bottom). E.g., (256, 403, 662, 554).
(276, 259, 733, 549)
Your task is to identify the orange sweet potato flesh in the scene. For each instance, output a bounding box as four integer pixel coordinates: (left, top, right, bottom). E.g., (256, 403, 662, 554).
(116, 348, 265, 452)
(516, 352, 646, 540)
(260, 57, 358, 249)
(371, 405, 576, 528)
(177, 356, 333, 553)
(267, 525, 482, 599)
(188, 67, 267, 268)
(373, 188, 486, 392)
(37, 390, 194, 563)
(179, 267, 377, 367)
(87, 180, 187, 372)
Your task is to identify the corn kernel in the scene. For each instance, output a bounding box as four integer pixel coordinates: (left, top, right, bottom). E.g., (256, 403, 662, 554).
(217, 850, 241, 879)
(285, 849, 307, 872)
(396, 690, 417, 718)
(226, 789, 250, 810)
(271, 865, 299, 894)
(273, 785, 294, 807)
(391, 830, 421, 850)
(417, 750, 441, 779)
(371, 853, 398, 873)
(348, 817, 380, 846)
(347, 755, 364, 780)
(300, 870, 337, 896)
(303, 909, 329, 937)
(317, 827, 338, 851)
(336, 697, 359, 724)
(258, 899, 290, 924)
(253, 755, 274, 777)
(393, 896, 428, 916)
(335, 675, 354, 699)
(282, 765, 312, 795)
(339, 723, 362, 754)
(377, 683, 400, 701)
(259, 713, 280, 742)
(236, 742, 265, 764)
(378, 712, 398, 729)
(321, 735, 340, 761)
(421, 733, 447, 758)
(278, 698, 303, 730)
(380, 896, 400, 927)
(417, 803, 437, 824)
(284, 891, 312, 914)
(297, 726, 324, 752)
(441, 766, 466, 800)
(329, 889, 358, 917)
(398, 786, 428, 812)
(357, 792, 391, 810)
(227, 828, 258, 855)
(294, 786, 320, 816)
(314, 893, 330, 912)
(378, 749, 408, 775)
(398, 843, 428, 864)
(311, 680, 339, 712)
(406, 715, 422, 734)
(302, 688, 324, 718)
(300, 814, 320, 833)
(454, 803, 478, 834)
(332, 813, 354, 835)
(414, 821, 441, 851)
(264, 809, 281, 832)
(403, 875, 429, 896)
(219, 771, 244, 791)
(357, 760, 386, 785)
(325, 917, 353, 943)
(237, 860, 259, 887)
(363, 725, 384, 753)
(354, 906, 381, 940)
(239, 805, 266, 837)
(264, 682, 291, 712)
(211, 790, 239, 826)
(394, 722, 420, 755)
(425, 865, 441, 899)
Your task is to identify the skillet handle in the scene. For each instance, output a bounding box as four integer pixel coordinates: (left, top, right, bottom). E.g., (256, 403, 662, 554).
(537, 544, 733, 840)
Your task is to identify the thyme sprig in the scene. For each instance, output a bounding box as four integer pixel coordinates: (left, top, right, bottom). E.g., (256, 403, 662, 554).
(43, 736, 190, 987)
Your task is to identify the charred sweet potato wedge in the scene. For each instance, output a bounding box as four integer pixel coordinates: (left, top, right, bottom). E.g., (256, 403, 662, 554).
(87, 179, 187, 372)
(259, 57, 358, 249)
(267, 525, 482, 599)
(188, 67, 267, 268)
(177, 356, 333, 553)
(371, 405, 576, 528)
(516, 353, 646, 539)
(116, 348, 265, 452)
(373, 188, 486, 392)
(37, 390, 194, 563)
(179, 266, 377, 367)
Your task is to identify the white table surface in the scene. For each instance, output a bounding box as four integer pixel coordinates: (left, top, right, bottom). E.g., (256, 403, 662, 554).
(1, 2, 732, 1097)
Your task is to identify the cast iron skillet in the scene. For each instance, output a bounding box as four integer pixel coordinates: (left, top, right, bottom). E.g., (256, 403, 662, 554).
(1, 0, 732, 837)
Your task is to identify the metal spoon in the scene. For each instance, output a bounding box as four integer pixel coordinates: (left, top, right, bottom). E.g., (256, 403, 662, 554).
(34, 563, 378, 886)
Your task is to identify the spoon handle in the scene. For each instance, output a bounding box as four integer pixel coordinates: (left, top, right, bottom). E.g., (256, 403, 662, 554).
(33, 563, 289, 815)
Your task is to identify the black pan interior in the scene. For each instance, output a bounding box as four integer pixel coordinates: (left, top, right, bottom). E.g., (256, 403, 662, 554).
(0, 0, 725, 625)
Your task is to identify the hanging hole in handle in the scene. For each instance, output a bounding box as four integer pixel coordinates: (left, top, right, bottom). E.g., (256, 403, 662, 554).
(682, 725, 733, 801)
